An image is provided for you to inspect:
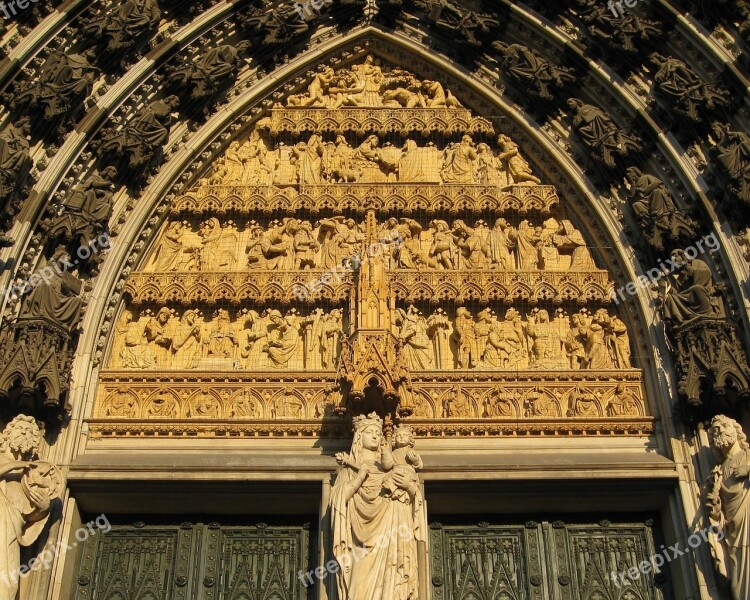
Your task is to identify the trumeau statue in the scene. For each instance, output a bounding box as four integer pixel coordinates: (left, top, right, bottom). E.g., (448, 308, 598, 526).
(331, 414, 426, 600)
(0, 416, 63, 600)
(707, 415, 750, 600)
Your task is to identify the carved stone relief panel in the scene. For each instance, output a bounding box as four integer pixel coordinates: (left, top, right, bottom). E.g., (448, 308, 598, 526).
(93, 56, 650, 438)
(107, 305, 346, 371)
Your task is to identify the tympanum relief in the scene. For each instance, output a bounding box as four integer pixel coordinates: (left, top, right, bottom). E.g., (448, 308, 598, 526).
(95, 57, 650, 438)
(110, 307, 345, 371)
(141, 215, 598, 273)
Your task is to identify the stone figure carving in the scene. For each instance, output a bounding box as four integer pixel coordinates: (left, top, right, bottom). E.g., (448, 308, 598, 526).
(171, 310, 203, 369)
(331, 412, 426, 600)
(0, 416, 63, 600)
(707, 415, 750, 600)
(710, 123, 750, 205)
(649, 53, 728, 123)
(626, 167, 696, 251)
(45, 167, 118, 247)
(22, 247, 83, 332)
(606, 384, 640, 416)
(0, 118, 33, 218)
(395, 307, 433, 370)
(239, 1, 317, 45)
(167, 42, 251, 101)
(383, 426, 423, 474)
(144, 307, 174, 367)
(567, 387, 599, 417)
(415, 0, 498, 47)
(441, 135, 477, 183)
(660, 249, 725, 324)
(81, 0, 162, 53)
(294, 134, 325, 184)
(497, 135, 541, 185)
(384, 306, 632, 373)
(263, 310, 300, 368)
(116, 310, 154, 369)
(199, 218, 238, 270)
(151, 222, 199, 271)
(207, 308, 238, 359)
(98, 95, 180, 169)
(453, 307, 478, 369)
(12, 51, 98, 130)
(452, 220, 490, 268)
(567, 98, 642, 168)
(577, 1, 662, 55)
(491, 42, 575, 100)
(320, 309, 343, 370)
(111, 307, 343, 370)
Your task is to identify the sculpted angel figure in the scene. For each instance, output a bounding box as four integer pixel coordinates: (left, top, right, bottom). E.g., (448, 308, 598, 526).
(331, 413, 426, 600)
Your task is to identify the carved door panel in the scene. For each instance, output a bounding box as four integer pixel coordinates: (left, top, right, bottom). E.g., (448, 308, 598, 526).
(72, 521, 314, 600)
(430, 520, 672, 600)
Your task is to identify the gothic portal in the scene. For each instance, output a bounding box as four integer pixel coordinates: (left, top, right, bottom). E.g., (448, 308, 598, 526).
(0, 2, 749, 600)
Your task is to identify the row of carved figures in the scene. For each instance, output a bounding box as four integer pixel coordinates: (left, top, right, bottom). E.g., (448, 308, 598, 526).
(148, 216, 598, 272)
(112, 307, 344, 371)
(283, 55, 464, 110)
(109, 305, 631, 372)
(393, 306, 631, 372)
(204, 131, 540, 186)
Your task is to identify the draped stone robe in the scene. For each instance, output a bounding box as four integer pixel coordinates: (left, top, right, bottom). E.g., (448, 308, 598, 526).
(331, 461, 426, 600)
(717, 449, 750, 600)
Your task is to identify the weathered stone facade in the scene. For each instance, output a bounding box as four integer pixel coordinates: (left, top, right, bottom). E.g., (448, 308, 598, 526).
(0, 1, 749, 598)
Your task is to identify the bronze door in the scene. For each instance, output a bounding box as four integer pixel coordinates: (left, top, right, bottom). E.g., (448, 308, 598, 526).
(71, 521, 314, 599)
(429, 519, 672, 600)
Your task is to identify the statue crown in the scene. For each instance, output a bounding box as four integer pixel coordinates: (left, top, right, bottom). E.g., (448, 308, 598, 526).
(353, 412, 382, 431)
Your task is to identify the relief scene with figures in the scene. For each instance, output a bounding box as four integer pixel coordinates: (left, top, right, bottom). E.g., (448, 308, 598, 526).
(93, 57, 649, 438)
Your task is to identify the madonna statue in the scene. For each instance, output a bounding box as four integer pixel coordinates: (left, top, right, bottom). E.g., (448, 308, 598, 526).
(330, 413, 426, 600)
